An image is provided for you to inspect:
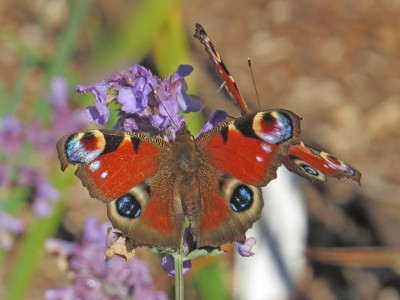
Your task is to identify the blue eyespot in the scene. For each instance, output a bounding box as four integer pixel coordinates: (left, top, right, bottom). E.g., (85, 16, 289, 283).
(66, 135, 101, 163)
(275, 112, 293, 140)
(301, 164, 318, 176)
(230, 185, 253, 212)
(116, 194, 141, 218)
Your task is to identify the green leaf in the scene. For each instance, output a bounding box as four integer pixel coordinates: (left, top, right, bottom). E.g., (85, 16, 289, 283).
(152, 14, 203, 135)
(34, 0, 95, 118)
(92, 0, 185, 70)
(191, 259, 230, 300)
(4, 200, 65, 300)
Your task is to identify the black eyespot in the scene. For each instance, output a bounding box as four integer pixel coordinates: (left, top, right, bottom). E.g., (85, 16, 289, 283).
(116, 194, 141, 218)
(230, 185, 253, 212)
(300, 164, 318, 176)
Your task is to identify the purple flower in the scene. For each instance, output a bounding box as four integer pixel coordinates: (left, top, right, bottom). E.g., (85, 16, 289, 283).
(164, 65, 202, 113)
(77, 64, 202, 140)
(0, 210, 24, 251)
(234, 237, 257, 257)
(45, 217, 167, 300)
(27, 77, 87, 154)
(0, 165, 11, 186)
(161, 254, 192, 276)
(18, 166, 60, 217)
(77, 81, 110, 126)
(0, 115, 24, 154)
(197, 110, 228, 137)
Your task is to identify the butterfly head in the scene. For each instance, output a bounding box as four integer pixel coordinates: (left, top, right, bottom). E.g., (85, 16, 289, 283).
(174, 122, 194, 142)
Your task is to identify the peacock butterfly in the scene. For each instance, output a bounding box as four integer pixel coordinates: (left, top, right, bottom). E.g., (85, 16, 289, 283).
(194, 23, 361, 184)
(57, 111, 301, 248)
(57, 24, 360, 251)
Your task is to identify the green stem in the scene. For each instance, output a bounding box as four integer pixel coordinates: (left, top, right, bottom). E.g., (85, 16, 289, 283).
(174, 252, 184, 300)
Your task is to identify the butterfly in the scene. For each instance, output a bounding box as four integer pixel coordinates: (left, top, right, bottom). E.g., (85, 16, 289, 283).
(194, 23, 361, 184)
(57, 24, 360, 251)
(57, 111, 300, 248)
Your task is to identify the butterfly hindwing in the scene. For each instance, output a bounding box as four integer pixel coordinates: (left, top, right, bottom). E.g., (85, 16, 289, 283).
(283, 143, 361, 183)
(106, 178, 182, 247)
(193, 174, 263, 247)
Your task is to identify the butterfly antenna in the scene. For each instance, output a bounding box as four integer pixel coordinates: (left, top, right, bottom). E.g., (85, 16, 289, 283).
(248, 58, 261, 111)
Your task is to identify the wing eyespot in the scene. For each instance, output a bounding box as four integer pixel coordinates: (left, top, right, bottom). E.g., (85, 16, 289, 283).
(116, 193, 142, 218)
(230, 184, 254, 212)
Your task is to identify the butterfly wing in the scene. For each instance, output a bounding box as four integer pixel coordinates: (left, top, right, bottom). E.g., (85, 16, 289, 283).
(57, 129, 182, 247)
(190, 109, 301, 247)
(196, 109, 301, 185)
(283, 142, 361, 183)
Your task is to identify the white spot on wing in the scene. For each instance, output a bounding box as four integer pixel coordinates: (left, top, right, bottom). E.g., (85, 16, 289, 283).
(261, 143, 272, 153)
(256, 156, 263, 162)
(89, 160, 100, 171)
(101, 171, 108, 179)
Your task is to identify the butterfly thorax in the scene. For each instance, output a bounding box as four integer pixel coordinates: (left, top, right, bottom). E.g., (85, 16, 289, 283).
(170, 127, 198, 180)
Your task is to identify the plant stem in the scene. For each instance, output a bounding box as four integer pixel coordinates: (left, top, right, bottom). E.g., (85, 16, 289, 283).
(174, 252, 184, 300)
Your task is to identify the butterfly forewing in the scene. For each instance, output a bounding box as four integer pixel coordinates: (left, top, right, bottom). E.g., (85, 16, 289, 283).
(57, 129, 169, 201)
(57, 129, 184, 247)
(196, 109, 301, 186)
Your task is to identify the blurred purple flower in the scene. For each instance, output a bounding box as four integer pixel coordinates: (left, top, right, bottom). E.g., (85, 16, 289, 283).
(50, 77, 88, 133)
(45, 217, 167, 300)
(0, 76, 88, 223)
(27, 77, 87, 154)
(161, 254, 192, 276)
(0, 115, 24, 154)
(0, 165, 11, 186)
(234, 237, 257, 257)
(0, 210, 24, 251)
(18, 166, 60, 217)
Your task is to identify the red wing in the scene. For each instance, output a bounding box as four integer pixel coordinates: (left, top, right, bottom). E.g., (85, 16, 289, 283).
(196, 109, 301, 186)
(283, 143, 361, 183)
(194, 23, 249, 116)
(56, 129, 169, 202)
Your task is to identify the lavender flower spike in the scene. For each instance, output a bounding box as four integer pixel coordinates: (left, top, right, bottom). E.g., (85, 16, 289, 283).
(197, 109, 228, 137)
(0, 210, 24, 251)
(45, 217, 167, 300)
(18, 166, 60, 217)
(77, 82, 110, 125)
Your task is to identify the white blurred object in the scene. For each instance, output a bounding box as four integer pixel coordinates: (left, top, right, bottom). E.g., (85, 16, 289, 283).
(233, 167, 307, 300)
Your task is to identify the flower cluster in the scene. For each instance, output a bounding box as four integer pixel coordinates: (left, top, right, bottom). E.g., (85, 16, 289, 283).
(45, 217, 167, 300)
(77, 64, 203, 142)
